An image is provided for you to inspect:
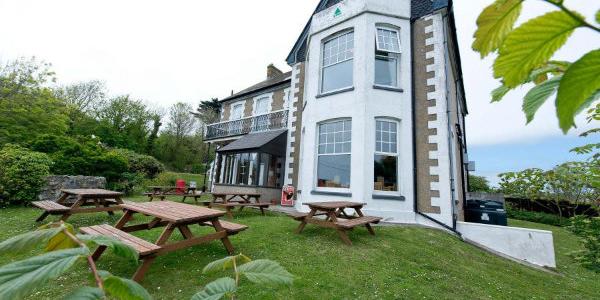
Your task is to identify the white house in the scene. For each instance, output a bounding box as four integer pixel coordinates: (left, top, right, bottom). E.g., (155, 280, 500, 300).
(202, 0, 557, 269)
(204, 0, 469, 230)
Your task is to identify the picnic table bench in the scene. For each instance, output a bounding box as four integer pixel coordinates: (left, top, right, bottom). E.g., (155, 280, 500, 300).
(80, 201, 248, 282)
(207, 192, 269, 218)
(143, 186, 205, 203)
(291, 201, 382, 245)
(32, 189, 124, 222)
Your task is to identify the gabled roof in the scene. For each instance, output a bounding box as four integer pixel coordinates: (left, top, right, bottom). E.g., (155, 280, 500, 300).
(220, 71, 292, 103)
(286, 0, 450, 66)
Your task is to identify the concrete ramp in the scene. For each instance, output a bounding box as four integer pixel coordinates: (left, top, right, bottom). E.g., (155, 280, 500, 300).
(457, 221, 556, 269)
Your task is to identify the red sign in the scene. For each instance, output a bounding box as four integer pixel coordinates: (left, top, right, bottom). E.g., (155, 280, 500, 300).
(281, 185, 295, 206)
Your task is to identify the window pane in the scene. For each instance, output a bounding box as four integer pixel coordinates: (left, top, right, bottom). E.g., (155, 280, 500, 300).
(322, 59, 353, 92)
(375, 55, 398, 87)
(317, 154, 351, 188)
(374, 154, 398, 191)
(377, 28, 400, 53)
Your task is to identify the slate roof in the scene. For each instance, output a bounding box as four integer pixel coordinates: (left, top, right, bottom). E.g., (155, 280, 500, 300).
(220, 71, 292, 103)
(217, 129, 288, 152)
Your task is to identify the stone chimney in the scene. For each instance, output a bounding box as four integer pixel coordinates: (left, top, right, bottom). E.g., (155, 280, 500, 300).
(267, 64, 283, 79)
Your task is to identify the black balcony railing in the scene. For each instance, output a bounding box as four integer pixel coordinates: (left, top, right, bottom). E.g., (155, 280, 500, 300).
(205, 110, 289, 140)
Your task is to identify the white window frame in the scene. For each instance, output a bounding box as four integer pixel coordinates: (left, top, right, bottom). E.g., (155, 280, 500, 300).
(375, 26, 401, 54)
(229, 100, 245, 121)
(314, 118, 352, 192)
(320, 30, 355, 94)
(252, 93, 273, 116)
(374, 26, 402, 88)
(373, 118, 401, 196)
(283, 88, 291, 110)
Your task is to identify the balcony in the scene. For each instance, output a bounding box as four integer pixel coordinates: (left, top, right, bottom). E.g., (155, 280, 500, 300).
(205, 110, 289, 141)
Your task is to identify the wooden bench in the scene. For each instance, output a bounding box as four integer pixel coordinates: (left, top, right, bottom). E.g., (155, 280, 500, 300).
(200, 220, 248, 235)
(211, 202, 270, 218)
(32, 201, 71, 222)
(335, 216, 382, 229)
(286, 211, 328, 221)
(80, 224, 161, 257)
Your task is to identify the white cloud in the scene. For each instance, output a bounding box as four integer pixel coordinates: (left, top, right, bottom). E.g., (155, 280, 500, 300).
(0, 0, 597, 144)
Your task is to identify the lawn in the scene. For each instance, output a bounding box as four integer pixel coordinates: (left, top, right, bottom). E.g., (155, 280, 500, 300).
(0, 197, 599, 299)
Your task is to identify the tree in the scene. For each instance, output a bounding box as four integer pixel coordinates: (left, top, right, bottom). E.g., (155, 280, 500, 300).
(193, 98, 221, 133)
(166, 102, 197, 142)
(0, 58, 69, 145)
(54, 80, 106, 113)
(472, 0, 600, 133)
(468, 175, 492, 192)
(96, 95, 154, 153)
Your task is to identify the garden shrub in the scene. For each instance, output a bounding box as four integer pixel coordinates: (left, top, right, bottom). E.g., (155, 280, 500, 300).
(0, 145, 52, 205)
(568, 216, 600, 272)
(506, 206, 566, 227)
(111, 149, 164, 178)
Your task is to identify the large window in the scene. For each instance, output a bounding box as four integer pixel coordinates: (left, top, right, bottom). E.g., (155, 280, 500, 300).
(374, 119, 399, 192)
(375, 27, 401, 88)
(317, 119, 351, 189)
(229, 102, 245, 134)
(218, 152, 282, 188)
(253, 96, 271, 132)
(321, 31, 354, 93)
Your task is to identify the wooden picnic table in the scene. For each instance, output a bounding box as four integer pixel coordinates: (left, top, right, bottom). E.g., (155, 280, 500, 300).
(292, 201, 382, 246)
(32, 189, 124, 222)
(144, 186, 203, 203)
(208, 192, 268, 218)
(80, 201, 248, 282)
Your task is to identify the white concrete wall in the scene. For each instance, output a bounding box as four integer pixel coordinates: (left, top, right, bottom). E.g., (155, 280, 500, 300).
(295, 0, 414, 221)
(457, 222, 556, 268)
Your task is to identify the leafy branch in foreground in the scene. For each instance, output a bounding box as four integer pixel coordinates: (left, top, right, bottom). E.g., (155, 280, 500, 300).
(193, 254, 294, 300)
(0, 222, 150, 300)
(473, 0, 600, 132)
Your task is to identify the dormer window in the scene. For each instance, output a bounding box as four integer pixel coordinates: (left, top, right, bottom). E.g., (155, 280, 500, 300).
(321, 30, 354, 93)
(375, 26, 401, 88)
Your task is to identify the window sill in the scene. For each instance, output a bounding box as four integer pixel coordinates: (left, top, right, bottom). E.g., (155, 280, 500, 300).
(372, 194, 405, 201)
(373, 85, 404, 93)
(311, 190, 352, 197)
(316, 87, 355, 98)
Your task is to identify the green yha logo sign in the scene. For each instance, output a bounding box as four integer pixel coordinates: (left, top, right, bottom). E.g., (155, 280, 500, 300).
(334, 8, 342, 17)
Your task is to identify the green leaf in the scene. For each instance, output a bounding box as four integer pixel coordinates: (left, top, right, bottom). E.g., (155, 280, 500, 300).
(0, 227, 61, 253)
(63, 287, 105, 300)
(191, 277, 236, 300)
(46, 223, 78, 252)
(472, 0, 523, 57)
(202, 254, 252, 274)
(238, 259, 293, 286)
(0, 247, 88, 300)
(596, 10, 600, 24)
(523, 75, 562, 123)
(103, 275, 152, 300)
(491, 85, 511, 102)
(77, 234, 139, 262)
(494, 11, 584, 87)
(557, 49, 600, 132)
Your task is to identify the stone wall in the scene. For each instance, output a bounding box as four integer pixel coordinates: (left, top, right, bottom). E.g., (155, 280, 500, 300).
(38, 175, 106, 202)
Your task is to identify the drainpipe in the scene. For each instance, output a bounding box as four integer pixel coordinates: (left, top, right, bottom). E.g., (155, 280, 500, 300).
(411, 12, 461, 236)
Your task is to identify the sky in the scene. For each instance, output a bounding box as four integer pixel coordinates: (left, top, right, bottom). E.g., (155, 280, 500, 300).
(0, 0, 598, 185)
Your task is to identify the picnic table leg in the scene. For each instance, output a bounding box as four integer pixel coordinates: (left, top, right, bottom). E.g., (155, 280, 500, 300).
(35, 212, 50, 222)
(295, 209, 316, 234)
(211, 219, 234, 254)
(131, 224, 175, 282)
(225, 206, 234, 219)
(178, 225, 194, 239)
(354, 207, 376, 235)
(259, 206, 265, 216)
(336, 229, 353, 246)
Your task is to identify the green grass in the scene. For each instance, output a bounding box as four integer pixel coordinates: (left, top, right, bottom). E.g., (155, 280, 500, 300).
(1, 198, 599, 299)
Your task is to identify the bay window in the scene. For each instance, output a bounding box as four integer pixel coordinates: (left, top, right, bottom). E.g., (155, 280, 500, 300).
(375, 27, 401, 88)
(321, 31, 354, 93)
(317, 119, 352, 188)
(374, 119, 399, 192)
(218, 152, 282, 188)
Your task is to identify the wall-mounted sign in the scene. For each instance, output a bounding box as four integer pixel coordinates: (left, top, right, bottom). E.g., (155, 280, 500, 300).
(333, 7, 342, 17)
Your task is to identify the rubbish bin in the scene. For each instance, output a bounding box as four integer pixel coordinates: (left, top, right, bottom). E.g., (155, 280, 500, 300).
(176, 179, 186, 194)
(464, 199, 507, 226)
